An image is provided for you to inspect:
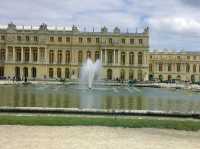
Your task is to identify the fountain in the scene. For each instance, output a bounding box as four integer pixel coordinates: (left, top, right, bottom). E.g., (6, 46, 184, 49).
(80, 58, 102, 89)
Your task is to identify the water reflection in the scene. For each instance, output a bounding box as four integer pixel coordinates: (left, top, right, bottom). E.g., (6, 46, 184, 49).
(0, 85, 199, 113)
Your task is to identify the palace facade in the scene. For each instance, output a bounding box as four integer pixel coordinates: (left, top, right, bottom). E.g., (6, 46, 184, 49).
(0, 22, 200, 82)
(149, 51, 200, 82)
(0, 23, 149, 81)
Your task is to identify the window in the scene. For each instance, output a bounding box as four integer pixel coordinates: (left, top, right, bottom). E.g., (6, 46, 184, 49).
(66, 51, 70, 64)
(138, 52, 143, 65)
(193, 56, 196, 60)
(177, 63, 181, 72)
(177, 56, 180, 59)
(107, 69, 112, 80)
(121, 52, 125, 65)
(96, 38, 100, 43)
(50, 36, 54, 42)
(26, 36, 29, 41)
(0, 67, 4, 77)
(186, 64, 190, 72)
(57, 68, 62, 78)
(120, 69, 125, 80)
(78, 51, 82, 64)
(40, 48, 45, 61)
(24, 48, 29, 62)
(187, 56, 190, 60)
(129, 70, 134, 80)
(1, 35, 5, 40)
(49, 68, 54, 78)
(0, 49, 5, 61)
(121, 39, 125, 44)
(66, 37, 70, 43)
(109, 38, 112, 44)
(49, 50, 54, 64)
(149, 64, 153, 72)
(58, 37, 62, 42)
(16, 48, 21, 61)
(129, 52, 134, 65)
(57, 50, 62, 64)
(34, 36, 38, 42)
(107, 50, 113, 64)
(159, 63, 163, 72)
(130, 39, 134, 44)
(193, 64, 196, 73)
(87, 38, 91, 43)
(33, 48, 38, 62)
(17, 36, 21, 41)
(168, 64, 172, 72)
(65, 68, 70, 79)
(139, 39, 143, 44)
(79, 37, 83, 43)
(86, 51, 91, 58)
(95, 51, 100, 61)
(32, 67, 37, 78)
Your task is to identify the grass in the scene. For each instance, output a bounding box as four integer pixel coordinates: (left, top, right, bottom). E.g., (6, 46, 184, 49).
(0, 114, 199, 131)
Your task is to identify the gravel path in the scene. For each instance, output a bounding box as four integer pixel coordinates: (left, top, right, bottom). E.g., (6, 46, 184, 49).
(0, 125, 200, 149)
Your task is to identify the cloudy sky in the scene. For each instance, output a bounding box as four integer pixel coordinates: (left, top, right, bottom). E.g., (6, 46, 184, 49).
(0, 0, 200, 51)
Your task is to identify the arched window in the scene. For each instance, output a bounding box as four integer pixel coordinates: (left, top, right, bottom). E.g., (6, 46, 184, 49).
(186, 64, 190, 73)
(138, 52, 143, 65)
(23, 67, 28, 78)
(95, 51, 100, 61)
(49, 50, 54, 64)
(137, 70, 143, 81)
(66, 50, 70, 64)
(177, 63, 181, 72)
(24, 48, 29, 62)
(31, 67, 37, 78)
(159, 63, 163, 72)
(49, 68, 54, 78)
(107, 69, 112, 80)
(191, 75, 195, 83)
(149, 63, 153, 72)
(65, 68, 70, 79)
(107, 50, 113, 64)
(57, 68, 62, 78)
(0, 67, 4, 77)
(168, 75, 172, 81)
(121, 52, 125, 65)
(120, 69, 125, 80)
(129, 52, 134, 65)
(86, 51, 91, 59)
(57, 50, 62, 64)
(129, 70, 134, 80)
(15, 67, 20, 80)
(78, 51, 82, 64)
(193, 64, 196, 73)
(168, 64, 172, 72)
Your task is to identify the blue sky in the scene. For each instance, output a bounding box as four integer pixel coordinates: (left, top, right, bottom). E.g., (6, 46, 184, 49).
(0, 0, 200, 51)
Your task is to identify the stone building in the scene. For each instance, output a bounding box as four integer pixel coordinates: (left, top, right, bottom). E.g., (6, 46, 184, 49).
(0, 23, 149, 81)
(149, 51, 200, 82)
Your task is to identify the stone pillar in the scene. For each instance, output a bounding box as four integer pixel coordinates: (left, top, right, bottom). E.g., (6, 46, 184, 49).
(45, 48, 48, 64)
(62, 50, 65, 64)
(29, 47, 32, 63)
(118, 51, 120, 65)
(113, 50, 115, 65)
(54, 49, 57, 64)
(126, 51, 129, 66)
(13, 47, 16, 62)
(21, 47, 23, 63)
(5, 47, 8, 62)
(134, 52, 138, 66)
(100, 50, 103, 62)
(37, 47, 40, 64)
(105, 49, 107, 65)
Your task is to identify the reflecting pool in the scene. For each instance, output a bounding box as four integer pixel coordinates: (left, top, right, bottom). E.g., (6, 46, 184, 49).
(0, 84, 200, 113)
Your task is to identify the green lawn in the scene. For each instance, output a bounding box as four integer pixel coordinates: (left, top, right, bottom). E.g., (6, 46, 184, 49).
(0, 114, 199, 131)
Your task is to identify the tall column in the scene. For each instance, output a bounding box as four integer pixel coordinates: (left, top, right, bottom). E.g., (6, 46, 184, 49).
(5, 47, 8, 62)
(29, 47, 32, 63)
(105, 49, 107, 65)
(113, 50, 115, 65)
(37, 47, 40, 64)
(54, 49, 57, 64)
(21, 47, 23, 63)
(126, 51, 129, 66)
(13, 47, 16, 62)
(118, 51, 121, 65)
(134, 52, 138, 66)
(45, 48, 48, 64)
(62, 50, 65, 64)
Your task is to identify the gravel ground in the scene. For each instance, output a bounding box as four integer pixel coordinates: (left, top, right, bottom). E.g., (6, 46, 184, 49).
(0, 125, 200, 149)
